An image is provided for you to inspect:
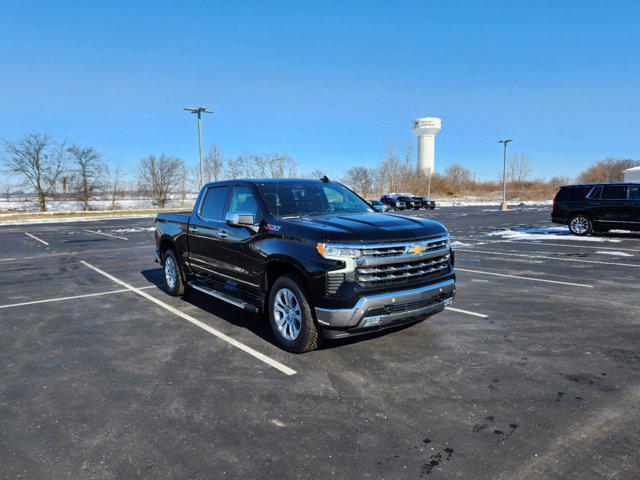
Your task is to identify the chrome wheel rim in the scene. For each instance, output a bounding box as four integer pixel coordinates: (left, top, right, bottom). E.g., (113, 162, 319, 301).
(570, 216, 589, 234)
(165, 256, 177, 289)
(273, 288, 302, 341)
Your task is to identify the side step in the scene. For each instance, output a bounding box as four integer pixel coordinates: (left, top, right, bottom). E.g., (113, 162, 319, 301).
(187, 281, 259, 313)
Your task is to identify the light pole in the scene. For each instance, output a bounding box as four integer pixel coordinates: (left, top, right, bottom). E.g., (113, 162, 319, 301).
(183, 107, 212, 187)
(498, 139, 513, 211)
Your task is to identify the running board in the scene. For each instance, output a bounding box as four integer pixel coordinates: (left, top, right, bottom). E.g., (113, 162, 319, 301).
(187, 282, 259, 313)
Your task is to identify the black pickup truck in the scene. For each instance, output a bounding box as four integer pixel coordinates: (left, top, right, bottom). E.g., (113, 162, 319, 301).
(155, 178, 456, 352)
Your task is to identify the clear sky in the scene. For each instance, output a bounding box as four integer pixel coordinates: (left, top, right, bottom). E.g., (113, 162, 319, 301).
(1, 0, 638, 181)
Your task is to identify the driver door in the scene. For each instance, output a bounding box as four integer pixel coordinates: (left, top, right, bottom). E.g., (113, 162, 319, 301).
(215, 185, 264, 302)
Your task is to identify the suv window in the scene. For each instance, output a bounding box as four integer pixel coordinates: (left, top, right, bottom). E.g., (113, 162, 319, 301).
(199, 186, 230, 220)
(601, 185, 628, 200)
(629, 185, 640, 200)
(556, 187, 590, 201)
(229, 186, 259, 218)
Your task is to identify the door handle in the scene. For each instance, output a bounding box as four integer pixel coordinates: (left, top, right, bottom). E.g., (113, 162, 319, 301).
(189, 226, 198, 233)
(217, 230, 228, 238)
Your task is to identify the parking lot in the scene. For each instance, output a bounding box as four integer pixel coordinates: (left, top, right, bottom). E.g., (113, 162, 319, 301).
(1, 205, 639, 479)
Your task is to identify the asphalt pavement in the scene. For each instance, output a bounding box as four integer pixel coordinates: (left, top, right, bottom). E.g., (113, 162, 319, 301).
(1, 205, 639, 479)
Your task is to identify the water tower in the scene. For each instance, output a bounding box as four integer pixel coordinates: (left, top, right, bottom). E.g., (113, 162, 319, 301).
(412, 117, 441, 175)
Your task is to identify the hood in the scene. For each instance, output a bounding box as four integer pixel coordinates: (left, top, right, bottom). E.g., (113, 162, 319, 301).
(282, 212, 447, 243)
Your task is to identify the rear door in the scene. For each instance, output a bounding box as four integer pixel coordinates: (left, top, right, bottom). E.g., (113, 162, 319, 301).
(627, 185, 640, 223)
(598, 185, 629, 223)
(187, 185, 231, 281)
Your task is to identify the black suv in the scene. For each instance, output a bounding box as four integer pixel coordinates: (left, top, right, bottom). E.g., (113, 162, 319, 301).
(552, 183, 640, 235)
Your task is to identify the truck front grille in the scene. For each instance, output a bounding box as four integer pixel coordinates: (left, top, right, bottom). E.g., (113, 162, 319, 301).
(357, 254, 450, 286)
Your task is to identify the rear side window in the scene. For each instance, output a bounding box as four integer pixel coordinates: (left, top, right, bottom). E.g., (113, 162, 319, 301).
(556, 187, 589, 201)
(199, 186, 230, 220)
(601, 185, 628, 200)
(627, 186, 640, 200)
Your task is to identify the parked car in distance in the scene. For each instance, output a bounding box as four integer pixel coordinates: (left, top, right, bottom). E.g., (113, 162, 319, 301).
(380, 195, 406, 210)
(414, 196, 436, 209)
(552, 182, 640, 235)
(368, 199, 389, 212)
(394, 194, 421, 210)
(155, 178, 456, 353)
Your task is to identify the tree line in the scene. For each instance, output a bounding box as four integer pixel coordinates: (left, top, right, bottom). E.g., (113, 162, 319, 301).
(2, 132, 637, 211)
(0, 132, 298, 211)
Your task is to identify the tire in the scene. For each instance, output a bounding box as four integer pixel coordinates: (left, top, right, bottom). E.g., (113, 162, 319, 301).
(163, 249, 187, 296)
(268, 274, 322, 353)
(568, 214, 593, 236)
(429, 206, 435, 210)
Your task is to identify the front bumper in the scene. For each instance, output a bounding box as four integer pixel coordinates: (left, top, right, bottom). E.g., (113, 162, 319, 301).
(315, 278, 455, 334)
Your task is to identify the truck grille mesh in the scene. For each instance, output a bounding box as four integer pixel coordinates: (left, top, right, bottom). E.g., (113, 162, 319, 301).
(357, 255, 450, 286)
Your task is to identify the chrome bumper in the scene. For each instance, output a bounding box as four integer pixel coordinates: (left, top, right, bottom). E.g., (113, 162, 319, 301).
(315, 278, 455, 329)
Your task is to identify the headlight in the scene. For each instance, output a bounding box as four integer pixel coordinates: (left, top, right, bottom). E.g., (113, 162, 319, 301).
(316, 243, 362, 259)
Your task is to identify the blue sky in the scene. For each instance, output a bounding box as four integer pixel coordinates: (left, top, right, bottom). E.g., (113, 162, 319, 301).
(1, 0, 638, 181)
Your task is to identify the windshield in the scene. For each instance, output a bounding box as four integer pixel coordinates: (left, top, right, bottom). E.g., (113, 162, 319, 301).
(257, 181, 374, 217)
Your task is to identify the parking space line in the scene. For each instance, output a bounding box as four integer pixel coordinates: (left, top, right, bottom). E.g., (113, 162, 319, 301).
(0, 244, 150, 264)
(85, 229, 129, 240)
(80, 261, 297, 376)
(0, 286, 156, 309)
(458, 248, 640, 268)
(24, 232, 49, 246)
(445, 306, 488, 319)
(456, 267, 594, 288)
(496, 239, 640, 253)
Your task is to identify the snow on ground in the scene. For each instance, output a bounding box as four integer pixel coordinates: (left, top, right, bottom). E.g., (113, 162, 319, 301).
(595, 251, 634, 257)
(0, 197, 197, 214)
(439, 200, 552, 208)
(487, 226, 623, 243)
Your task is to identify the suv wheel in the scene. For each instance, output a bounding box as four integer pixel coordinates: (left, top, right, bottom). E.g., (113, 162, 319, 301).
(568, 215, 592, 236)
(163, 249, 187, 296)
(268, 275, 321, 353)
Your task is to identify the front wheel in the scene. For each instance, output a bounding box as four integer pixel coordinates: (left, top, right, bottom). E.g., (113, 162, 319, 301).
(268, 275, 321, 353)
(568, 215, 593, 236)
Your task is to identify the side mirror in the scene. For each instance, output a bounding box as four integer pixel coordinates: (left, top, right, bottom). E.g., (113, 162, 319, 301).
(226, 211, 255, 227)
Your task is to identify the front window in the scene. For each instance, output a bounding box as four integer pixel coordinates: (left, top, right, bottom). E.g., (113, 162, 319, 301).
(257, 181, 373, 217)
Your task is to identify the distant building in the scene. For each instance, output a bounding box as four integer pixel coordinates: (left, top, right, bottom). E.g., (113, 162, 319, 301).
(623, 166, 640, 182)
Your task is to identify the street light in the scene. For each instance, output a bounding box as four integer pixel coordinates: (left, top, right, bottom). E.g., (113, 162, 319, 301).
(183, 107, 213, 187)
(498, 139, 513, 211)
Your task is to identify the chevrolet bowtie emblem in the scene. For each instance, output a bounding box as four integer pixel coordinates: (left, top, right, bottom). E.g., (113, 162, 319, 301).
(407, 244, 427, 255)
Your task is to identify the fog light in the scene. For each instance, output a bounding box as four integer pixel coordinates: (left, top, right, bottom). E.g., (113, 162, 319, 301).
(361, 316, 382, 328)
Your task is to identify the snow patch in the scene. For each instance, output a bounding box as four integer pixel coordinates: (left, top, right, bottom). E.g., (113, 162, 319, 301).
(111, 227, 155, 233)
(488, 227, 622, 243)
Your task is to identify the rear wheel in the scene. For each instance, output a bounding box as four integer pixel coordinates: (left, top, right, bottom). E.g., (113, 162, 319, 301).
(268, 275, 321, 353)
(163, 249, 187, 296)
(568, 214, 593, 236)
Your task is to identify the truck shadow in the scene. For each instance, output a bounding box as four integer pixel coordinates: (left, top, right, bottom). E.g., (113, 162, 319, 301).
(140, 267, 419, 351)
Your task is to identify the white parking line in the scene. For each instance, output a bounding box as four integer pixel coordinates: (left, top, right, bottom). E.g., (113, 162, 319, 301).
(445, 306, 488, 319)
(458, 248, 640, 268)
(496, 239, 640, 253)
(24, 232, 49, 246)
(80, 261, 297, 376)
(0, 286, 156, 309)
(456, 267, 594, 288)
(85, 229, 129, 240)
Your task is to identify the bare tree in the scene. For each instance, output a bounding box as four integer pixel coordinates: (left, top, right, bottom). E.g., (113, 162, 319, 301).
(308, 169, 327, 179)
(2, 132, 65, 212)
(379, 140, 413, 194)
(578, 158, 639, 183)
(67, 144, 103, 211)
(344, 166, 377, 198)
(203, 144, 224, 183)
(445, 163, 472, 193)
(105, 161, 124, 210)
(507, 153, 533, 183)
(137, 154, 184, 208)
(268, 153, 297, 178)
